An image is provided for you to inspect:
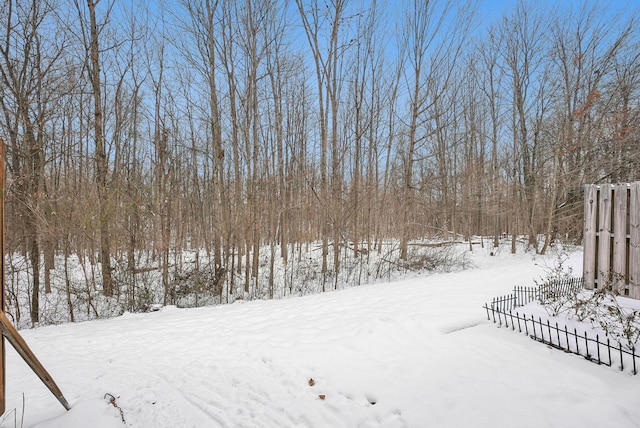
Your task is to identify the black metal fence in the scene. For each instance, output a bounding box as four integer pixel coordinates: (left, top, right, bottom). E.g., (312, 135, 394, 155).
(488, 277, 584, 313)
(483, 277, 638, 375)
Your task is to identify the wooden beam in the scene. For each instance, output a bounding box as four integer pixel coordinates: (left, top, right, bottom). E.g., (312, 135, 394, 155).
(0, 313, 70, 411)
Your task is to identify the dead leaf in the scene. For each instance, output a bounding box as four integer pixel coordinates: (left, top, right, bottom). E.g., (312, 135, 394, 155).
(308, 378, 315, 387)
(318, 394, 326, 400)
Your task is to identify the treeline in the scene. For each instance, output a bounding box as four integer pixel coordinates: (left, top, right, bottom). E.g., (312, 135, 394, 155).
(1, 0, 639, 324)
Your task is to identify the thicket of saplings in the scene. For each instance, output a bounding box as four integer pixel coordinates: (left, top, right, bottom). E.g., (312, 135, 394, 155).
(7, 239, 472, 329)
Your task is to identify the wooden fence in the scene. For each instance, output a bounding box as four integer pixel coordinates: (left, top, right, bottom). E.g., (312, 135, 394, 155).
(583, 183, 640, 298)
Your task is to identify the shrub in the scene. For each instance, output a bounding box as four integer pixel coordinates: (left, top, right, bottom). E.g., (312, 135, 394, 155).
(538, 274, 640, 352)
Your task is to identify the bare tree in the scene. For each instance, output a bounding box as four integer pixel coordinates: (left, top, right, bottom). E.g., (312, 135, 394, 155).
(497, 1, 548, 253)
(549, 4, 637, 240)
(181, 0, 225, 276)
(477, 28, 505, 249)
(398, 0, 473, 258)
(82, 0, 115, 295)
(0, 0, 65, 322)
(295, 0, 348, 290)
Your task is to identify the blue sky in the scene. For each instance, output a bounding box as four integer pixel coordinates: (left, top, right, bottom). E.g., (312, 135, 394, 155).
(477, 0, 640, 26)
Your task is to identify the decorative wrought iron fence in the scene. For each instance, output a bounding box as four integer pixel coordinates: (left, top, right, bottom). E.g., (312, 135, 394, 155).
(484, 277, 638, 375)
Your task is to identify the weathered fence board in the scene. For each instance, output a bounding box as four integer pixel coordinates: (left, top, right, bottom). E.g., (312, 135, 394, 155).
(631, 183, 640, 299)
(584, 183, 640, 298)
(613, 183, 627, 293)
(583, 185, 598, 287)
(598, 184, 612, 285)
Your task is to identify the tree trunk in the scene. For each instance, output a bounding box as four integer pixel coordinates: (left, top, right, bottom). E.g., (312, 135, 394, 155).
(87, 0, 113, 297)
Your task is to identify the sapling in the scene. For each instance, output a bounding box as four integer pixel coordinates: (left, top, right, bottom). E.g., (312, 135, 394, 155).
(536, 247, 578, 316)
(537, 245, 574, 283)
(538, 284, 573, 317)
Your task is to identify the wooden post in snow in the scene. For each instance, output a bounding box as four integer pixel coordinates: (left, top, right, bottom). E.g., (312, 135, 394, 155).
(0, 139, 70, 414)
(0, 313, 70, 410)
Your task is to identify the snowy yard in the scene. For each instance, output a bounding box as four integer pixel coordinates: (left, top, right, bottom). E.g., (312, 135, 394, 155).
(4, 247, 640, 427)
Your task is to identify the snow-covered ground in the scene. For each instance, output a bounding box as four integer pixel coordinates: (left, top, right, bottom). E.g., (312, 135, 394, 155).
(4, 246, 640, 427)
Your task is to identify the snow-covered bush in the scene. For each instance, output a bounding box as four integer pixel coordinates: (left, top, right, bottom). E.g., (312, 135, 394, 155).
(402, 244, 470, 273)
(172, 263, 224, 308)
(537, 273, 640, 352)
(585, 282, 640, 352)
(535, 245, 579, 317)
